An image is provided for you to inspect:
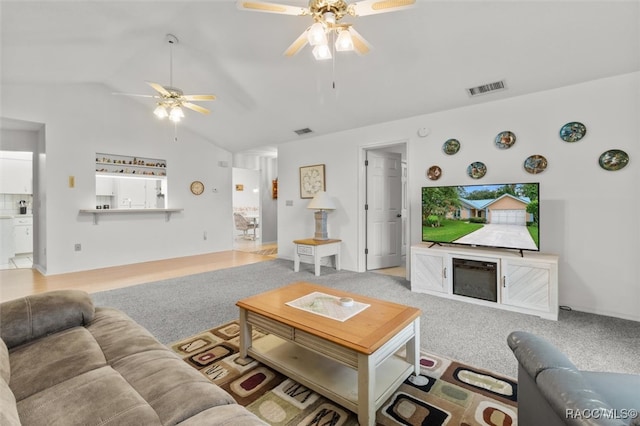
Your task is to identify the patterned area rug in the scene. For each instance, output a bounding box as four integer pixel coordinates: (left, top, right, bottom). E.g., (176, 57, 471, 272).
(170, 321, 518, 425)
(250, 247, 278, 256)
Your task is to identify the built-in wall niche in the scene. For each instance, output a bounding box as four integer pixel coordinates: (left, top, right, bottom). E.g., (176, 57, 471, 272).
(95, 153, 167, 209)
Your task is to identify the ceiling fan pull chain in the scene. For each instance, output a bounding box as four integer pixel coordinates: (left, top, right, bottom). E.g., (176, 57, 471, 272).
(332, 30, 336, 90)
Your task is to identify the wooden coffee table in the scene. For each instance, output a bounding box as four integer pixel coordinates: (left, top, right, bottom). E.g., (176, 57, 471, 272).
(236, 282, 421, 426)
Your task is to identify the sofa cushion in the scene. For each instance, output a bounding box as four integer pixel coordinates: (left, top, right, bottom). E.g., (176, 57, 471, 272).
(0, 378, 20, 426)
(112, 349, 239, 424)
(9, 327, 106, 401)
(17, 366, 162, 426)
(0, 338, 9, 383)
(0, 290, 94, 349)
(176, 404, 271, 426)
(87, 307, 169, 363)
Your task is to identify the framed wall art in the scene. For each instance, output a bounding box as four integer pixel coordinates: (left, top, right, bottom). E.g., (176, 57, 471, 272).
(299, 164, 326, 199)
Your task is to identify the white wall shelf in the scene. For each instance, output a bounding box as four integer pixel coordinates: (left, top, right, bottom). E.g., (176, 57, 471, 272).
(410, 243, 559, 320)
(79, 208, 183, 225)
(95, 153, 167, 177)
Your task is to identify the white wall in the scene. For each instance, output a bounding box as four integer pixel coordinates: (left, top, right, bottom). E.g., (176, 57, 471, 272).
(277, 72, 639, 321)
(1, 83, 234, 274)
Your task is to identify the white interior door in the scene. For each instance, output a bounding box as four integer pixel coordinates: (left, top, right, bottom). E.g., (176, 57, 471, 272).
(366, 150, 402, 270)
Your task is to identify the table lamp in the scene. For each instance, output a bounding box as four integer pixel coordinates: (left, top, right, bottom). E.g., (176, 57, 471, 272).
(307, 191, 336, 240)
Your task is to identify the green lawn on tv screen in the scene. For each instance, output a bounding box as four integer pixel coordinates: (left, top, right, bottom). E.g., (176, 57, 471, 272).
(422, 219, 483, 242)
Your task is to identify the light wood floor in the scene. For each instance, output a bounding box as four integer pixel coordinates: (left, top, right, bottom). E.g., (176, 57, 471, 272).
(0, 250, 274, 303)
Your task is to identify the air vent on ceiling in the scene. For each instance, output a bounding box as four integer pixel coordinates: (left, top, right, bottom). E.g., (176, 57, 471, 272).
(294, 128, 313, 135)
(466, 80, 507, 97)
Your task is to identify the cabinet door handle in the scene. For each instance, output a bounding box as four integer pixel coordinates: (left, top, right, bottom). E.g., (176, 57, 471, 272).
(503, 276, 507, 287)
(443, 267, 447, 279)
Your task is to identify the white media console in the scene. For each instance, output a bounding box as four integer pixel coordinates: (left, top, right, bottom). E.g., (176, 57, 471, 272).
(410, 243, 559, 320)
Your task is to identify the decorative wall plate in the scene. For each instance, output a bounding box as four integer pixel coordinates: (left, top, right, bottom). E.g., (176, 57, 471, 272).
(560, 122, 586, 142)
(427, 165, 442, 180)
(467, 162, 487, 179)
(495, 131, 516, 149)
(442, 139, 461, 155)
(524, 155, 548, 174)
(598, 149, 629, 171)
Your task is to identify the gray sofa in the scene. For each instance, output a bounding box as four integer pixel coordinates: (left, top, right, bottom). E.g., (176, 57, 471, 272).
(0, 290, 267, 425)
(508, 331, 640, 426)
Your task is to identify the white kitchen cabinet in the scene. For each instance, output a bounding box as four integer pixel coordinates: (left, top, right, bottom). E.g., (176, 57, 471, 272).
(0, 157, 32, 194)
(95, 176, 115, 196)
(14, 216, 33, 254)
(410, 244, 559, 320)
(0, 217, 15, 264)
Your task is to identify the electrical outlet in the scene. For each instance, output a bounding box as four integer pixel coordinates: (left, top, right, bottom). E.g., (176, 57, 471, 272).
(74, 243, 82, 252)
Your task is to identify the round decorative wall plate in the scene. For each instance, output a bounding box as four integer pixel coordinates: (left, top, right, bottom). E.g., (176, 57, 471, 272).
(190, 180, 205, 195)
(467, 161, 487, 179)
(495, 131, 516, 149)
(442, 139, 461, 155)
(560, 122, 586, 142)
(524, 155, 548, 174)
(426, 165, 442, 180)
(598, 149, 629, 171)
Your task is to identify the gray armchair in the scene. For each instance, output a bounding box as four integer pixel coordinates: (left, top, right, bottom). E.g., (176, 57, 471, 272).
(508, 331, 640, 426)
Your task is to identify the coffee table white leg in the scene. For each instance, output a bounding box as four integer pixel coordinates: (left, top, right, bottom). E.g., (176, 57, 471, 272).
(357, 353, 376, 426)
(236, 308, 253, 364)
(407, 318, 421, 375)
(335, 245, 341, 271)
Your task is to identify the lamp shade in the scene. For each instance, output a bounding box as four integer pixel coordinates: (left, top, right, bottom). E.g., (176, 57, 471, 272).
(307, 191, 336, 210)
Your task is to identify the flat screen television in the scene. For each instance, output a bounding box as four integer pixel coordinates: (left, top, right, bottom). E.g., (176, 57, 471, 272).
(421, 183, 540, 252)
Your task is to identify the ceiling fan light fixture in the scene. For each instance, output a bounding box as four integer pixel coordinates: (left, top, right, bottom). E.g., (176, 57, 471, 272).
(307, 22, 327, 46)
(312, 43, 332, 60)
(153, 104, 169, 119)
(169, 105, 185, 122)
(335, 29, 354, 51)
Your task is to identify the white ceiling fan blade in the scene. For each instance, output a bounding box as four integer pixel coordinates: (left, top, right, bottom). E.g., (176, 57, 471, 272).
(283, 28, 310, 57)
(348, 27, 372, 55)
(182, 94, 216, 101)
(182, 102, 211, 115)
(112, 92, 156, 98)
(236, 0, 308, 16)
(146, 82, 171, 97)
(349, 0, 416, 17)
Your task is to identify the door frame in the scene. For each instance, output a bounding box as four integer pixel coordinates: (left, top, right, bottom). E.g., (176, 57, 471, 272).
(357, 139, 409, 273)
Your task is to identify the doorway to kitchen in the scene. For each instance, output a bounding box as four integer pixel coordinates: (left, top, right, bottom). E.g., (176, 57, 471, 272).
(0, 150, 34, 270)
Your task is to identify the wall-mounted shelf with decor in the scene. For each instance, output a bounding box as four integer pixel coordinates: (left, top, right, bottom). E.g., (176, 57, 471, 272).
(96, 153, 167, 177)
(79, 208, 183, 225)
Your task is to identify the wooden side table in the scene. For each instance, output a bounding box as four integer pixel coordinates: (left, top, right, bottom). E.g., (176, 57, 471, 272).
(293, 238, 341, 276)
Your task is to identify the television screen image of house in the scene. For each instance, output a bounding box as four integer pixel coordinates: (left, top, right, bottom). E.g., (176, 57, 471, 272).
(421, 183, 540, 251)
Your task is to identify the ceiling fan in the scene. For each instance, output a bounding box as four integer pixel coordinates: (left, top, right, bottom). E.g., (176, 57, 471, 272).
(114, 34, 216, 123)
(236, 0, 415, 60)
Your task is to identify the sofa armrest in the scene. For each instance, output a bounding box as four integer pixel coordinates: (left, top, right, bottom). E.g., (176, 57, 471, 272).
(0, 290, 95, 349)
(507, 331, 578, 381)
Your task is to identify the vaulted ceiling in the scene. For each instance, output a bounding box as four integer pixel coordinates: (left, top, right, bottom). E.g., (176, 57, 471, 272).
(1, 1, 638, 154)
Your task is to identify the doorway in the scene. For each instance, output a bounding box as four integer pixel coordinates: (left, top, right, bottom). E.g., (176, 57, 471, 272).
(360, 142, 408, 275)
(0, 118, 43, 271)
